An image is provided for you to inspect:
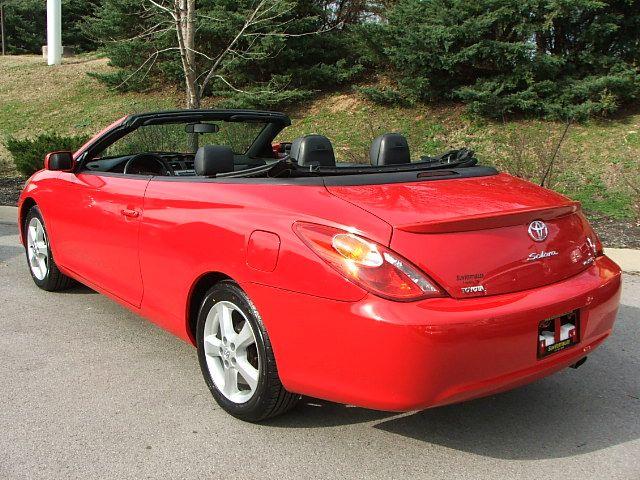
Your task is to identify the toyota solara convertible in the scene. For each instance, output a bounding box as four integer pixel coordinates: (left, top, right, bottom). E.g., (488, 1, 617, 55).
(18, 109, 622, 422)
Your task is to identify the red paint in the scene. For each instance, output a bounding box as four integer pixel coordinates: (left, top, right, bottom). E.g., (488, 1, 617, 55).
(391, 212, 599, 299)
(396, 202, 580, 234)
(44, 172, 148, 307)
(17, 129, 623, 412)
(326, 173, 574, 227)
(244, 255, 620, 410)
(328, 175, 602, 298)
(247, 231, 281, 272)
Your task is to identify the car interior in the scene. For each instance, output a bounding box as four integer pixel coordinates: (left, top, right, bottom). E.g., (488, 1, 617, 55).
(81, 116, 481, 179)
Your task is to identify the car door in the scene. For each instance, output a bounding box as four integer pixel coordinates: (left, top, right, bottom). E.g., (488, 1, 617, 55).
(51, 171, 149, 307)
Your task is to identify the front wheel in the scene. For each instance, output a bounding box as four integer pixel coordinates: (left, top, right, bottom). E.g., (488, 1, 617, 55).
(196, 280, 299, 422)
(24, 205, 73, 291)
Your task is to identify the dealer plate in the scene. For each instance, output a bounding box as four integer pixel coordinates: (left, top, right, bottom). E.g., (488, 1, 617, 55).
(537, 310, 580, 359)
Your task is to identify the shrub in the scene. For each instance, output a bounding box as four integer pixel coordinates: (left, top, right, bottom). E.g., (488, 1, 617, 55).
(6, 133, 89, 177)
(361, 0, 640, 120)
(82, 1, 368, 105)
(355, 86, 414, 107)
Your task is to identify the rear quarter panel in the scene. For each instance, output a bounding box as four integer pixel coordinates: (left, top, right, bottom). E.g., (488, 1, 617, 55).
(138, 179, 392, 341)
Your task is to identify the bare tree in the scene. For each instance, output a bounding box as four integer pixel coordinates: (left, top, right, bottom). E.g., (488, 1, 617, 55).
(132, 0, 324, 109)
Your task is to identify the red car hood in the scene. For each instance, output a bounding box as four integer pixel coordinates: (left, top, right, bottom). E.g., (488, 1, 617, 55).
(327, 173, 598, 298)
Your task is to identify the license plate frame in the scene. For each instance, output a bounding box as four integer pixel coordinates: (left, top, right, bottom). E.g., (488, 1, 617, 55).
(537, 310, 580, 359)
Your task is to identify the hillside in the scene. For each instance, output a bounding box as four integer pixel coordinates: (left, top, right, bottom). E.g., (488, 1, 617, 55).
(1, 54, 638, 240)
(0, 55, 177, 174)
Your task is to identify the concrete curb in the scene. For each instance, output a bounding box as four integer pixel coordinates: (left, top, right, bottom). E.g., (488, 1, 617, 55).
(1, 204, 639, 272)
(605, 248, 640, 274)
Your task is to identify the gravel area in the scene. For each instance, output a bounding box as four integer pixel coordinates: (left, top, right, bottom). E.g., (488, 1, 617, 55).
(0, 176, 24, 207)
(588, 212, 640, 250)
(1, 175, 637, 248)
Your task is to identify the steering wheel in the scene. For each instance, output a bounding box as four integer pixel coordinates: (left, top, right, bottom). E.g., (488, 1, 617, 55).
(123, 153, 173, 176)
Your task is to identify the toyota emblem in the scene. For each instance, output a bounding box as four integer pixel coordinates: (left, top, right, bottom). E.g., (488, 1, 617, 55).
(528, 220, 548, 242)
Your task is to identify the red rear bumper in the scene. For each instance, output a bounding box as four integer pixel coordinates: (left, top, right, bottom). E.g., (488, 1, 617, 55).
(245, 255, 622, 411)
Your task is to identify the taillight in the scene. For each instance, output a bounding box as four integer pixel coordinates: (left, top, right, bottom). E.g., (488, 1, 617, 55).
(588, 231, 604, 256)
(294, 222, 444, 301)
(580, 213, 604, 257)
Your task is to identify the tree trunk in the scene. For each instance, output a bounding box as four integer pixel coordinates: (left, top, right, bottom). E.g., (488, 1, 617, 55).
(175, 0, 200, 109)
(186, 77, 200, 109)
(184, 0, 198, 108)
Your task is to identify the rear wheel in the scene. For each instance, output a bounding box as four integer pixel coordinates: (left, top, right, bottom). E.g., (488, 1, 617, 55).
(24, 205, 73, 291)
(196, 280, 299, 422)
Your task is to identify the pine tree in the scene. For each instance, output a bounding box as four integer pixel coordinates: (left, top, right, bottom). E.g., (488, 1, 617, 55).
(362, 0, 640, 119)
(82, 0, 365, 108)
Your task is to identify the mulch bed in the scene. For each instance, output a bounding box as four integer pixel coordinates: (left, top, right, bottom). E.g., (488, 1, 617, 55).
(0, 176, 24, 207)
(1, 175, 637, 248)
(587, 212, 640, 250)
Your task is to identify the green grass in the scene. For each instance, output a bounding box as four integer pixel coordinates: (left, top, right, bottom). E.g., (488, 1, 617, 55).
(1, 55, 638, 220)
(0, 55, 177, 174)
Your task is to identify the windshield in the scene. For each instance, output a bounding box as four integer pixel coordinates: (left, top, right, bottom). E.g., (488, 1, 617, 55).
(98, 121, 267, 158)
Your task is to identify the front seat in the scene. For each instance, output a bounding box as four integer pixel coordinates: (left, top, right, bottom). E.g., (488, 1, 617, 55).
(370, 133, 410, 166)
(194, 145, 235, 176)
(290, 134, 336, 167)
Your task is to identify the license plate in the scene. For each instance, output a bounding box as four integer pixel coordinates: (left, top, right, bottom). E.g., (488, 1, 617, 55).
(537, 310, 580, 358)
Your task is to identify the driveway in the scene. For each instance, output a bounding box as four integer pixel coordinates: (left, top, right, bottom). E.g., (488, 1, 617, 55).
(0, 223, 638, 479)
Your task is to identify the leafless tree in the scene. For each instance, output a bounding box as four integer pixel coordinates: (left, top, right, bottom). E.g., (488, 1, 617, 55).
(132, 0, 325, 109)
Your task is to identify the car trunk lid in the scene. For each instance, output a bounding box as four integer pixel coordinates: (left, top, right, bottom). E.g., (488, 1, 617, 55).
(326, 173, 597, 298)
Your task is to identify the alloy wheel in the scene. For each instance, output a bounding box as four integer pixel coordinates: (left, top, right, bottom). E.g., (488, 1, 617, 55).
(27, 217, 49, 281)
(203, 300, 261, 403)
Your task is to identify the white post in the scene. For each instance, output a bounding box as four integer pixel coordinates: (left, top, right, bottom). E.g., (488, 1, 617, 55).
(46, 0, 62, 66)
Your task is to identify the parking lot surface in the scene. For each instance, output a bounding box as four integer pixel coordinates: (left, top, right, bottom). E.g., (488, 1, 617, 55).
(1, 223, 638, 479)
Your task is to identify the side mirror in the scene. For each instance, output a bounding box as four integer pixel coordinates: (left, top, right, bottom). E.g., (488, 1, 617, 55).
(44, 151, 75, 172)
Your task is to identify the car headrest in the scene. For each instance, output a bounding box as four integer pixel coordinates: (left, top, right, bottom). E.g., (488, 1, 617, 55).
(370, 133, 410, 166)
(194, 145, 234, 176)
(290, 135, 336, 167)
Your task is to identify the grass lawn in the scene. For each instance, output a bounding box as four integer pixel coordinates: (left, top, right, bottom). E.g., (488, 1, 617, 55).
(0, 55, 177, 174)
(1, 54, 638, 222)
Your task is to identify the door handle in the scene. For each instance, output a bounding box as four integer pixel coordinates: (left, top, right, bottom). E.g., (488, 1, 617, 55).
(121, 209, 140, 218)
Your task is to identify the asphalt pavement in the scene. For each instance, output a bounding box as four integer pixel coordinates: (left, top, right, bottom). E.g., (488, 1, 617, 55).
(0, 222, 638, 480)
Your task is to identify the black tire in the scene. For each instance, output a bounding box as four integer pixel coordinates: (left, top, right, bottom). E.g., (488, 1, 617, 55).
(23, 205, 73, 291)
(196, 280, 300, 422)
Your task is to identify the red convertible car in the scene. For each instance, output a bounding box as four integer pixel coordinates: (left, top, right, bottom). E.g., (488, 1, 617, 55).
(18, 109, 622, 422)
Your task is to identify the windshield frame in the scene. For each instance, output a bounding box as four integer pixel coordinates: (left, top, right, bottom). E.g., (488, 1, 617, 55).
(76, 109, 291, 170)
(94, 121, 269, 159)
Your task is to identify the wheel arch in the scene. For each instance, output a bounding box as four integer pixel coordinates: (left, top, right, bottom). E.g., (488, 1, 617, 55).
(19, 197, 37, 245)
(186, 271, 234, 344)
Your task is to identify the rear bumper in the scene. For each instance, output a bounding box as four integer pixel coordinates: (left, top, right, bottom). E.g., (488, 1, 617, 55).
(245, 255, 622, 411)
